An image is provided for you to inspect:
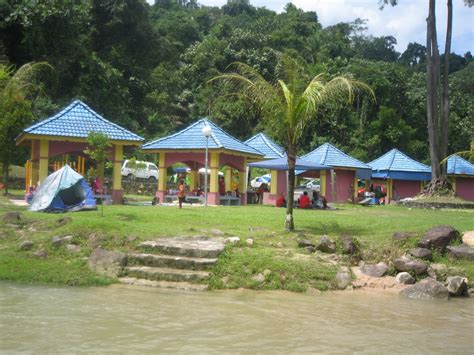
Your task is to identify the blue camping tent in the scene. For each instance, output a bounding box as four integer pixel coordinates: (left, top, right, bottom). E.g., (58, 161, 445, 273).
(30, 165, 96, 212)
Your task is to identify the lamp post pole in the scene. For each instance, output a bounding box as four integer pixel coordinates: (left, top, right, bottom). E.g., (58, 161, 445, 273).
(202, 124, 212, 207)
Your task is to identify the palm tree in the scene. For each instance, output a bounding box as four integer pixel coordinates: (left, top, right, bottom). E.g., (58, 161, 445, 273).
(0, 62, 52, 194)
(211, 55, 373, 231)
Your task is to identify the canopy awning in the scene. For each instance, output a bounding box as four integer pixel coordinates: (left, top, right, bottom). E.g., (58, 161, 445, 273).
(371, 170, 431, 181)
(247, 157, 330, 171)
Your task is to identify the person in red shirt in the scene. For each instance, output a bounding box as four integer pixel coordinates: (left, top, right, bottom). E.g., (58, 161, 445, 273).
(298, 191, 311, 209)
(275, 195, 286, 208)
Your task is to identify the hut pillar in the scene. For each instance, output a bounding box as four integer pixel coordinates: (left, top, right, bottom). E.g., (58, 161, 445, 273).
(225, 167, 232, 193)
(320, 170, 327, 197)
(30, 140, 40, 187)
(156, 153, 167, 204)
(38, 139, 49, 184)
(111, 144, 124, 204)
(189, 169, 197, 191)
(208, 152, 220, 205)
(239, 157, 247, 205)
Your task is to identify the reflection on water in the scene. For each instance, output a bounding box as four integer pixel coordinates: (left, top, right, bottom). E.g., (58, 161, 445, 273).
(1, 282, 473, 352)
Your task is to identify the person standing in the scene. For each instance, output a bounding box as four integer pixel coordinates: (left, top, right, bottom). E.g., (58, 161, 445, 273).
(177, 180, 186, 209)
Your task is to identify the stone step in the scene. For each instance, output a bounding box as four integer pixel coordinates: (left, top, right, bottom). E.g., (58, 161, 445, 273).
(127, 253, 218, 270)
(118, 277, 208, 291)
(124, 266, 210, 283)
(139, 237, 225, 258)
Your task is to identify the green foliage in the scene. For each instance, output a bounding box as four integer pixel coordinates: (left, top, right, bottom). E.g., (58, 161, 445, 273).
(0, 0, 472, 167)
(84, 132, 111, 180)
(0, 62, 52, 193)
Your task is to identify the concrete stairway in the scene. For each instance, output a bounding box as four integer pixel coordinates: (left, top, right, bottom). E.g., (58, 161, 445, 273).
(119, 236, 225, 291)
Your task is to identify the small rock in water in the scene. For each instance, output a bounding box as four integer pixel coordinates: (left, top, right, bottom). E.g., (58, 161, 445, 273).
(225, 237, 240, 245)
(360, 262, 388, 277)
(399, 278, 449, 300)
(408, 247, 433, 261)
(445, 276, 469, 297)
(395, 272, 415, 285)
(252, 273, 265, 283)
(19, 240, 34, 251)
(316, 235, 336, 253)
(66, 244, 81, 253)
(246, 238, 254, 246)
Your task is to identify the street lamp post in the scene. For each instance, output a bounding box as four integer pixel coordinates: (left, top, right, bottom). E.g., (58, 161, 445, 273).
(202, 124, 212, 206)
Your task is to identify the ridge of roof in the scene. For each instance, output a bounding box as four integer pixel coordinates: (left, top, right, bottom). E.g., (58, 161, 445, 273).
(368, 148, 431, 172)
(23, 99, 144, 141)
(245, 133, 285, 158)
(303, 142, 371, 169)
(142, 118, 263, 156)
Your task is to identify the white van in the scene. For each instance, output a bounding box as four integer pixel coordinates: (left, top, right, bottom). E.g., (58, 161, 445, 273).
(121, 160, 159, 181)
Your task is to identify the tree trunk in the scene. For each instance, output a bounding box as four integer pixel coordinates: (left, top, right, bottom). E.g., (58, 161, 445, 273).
(426, 0, 441, 178)
(440, 0, 452, 172)
(2, 163, 9, 196)
(285, 145, 296, 231)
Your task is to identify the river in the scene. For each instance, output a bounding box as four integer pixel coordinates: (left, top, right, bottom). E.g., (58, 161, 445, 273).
(1, 282, 473, 353)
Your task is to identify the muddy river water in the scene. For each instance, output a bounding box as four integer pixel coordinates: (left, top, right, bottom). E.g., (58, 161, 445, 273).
(1, 282, 473, 352)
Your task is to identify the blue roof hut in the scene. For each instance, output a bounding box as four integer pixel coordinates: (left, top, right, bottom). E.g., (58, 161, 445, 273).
(368, 149, 432, 202)
(301, 143, 372, 203)
(16, 100, 144, 204)
(447, 154, 474, 201)
(141, 118, 263, 205)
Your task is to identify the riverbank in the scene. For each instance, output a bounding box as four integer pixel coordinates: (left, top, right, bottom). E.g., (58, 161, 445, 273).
(0, 193, 473, 293)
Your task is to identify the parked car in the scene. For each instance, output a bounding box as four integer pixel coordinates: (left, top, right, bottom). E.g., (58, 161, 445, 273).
(305, 179, 320, 191)
(250, 174, 271, 188)
(121, 160, 159, 181)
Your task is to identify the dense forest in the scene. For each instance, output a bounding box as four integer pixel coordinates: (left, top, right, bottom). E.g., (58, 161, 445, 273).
(0, 0, 472, 164)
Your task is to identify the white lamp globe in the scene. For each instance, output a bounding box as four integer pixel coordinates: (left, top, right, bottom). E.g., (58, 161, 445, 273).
(202, 124, 212, 137)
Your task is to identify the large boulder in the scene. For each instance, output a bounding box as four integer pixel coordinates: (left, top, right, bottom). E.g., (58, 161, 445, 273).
(408, 247, 433, 261)
(394, 255, 428, 275)
(418, 225, 458, 252)
(360, 262, 388, 277)
(399, 278, 450, 300)
(316, 235, 336, 253)
(462, 231, 474, 248)
(447, 244, 474, 261)
(3, 211, 22, 223)
(446, 276, 468, 297)
(88, 248, 127, 278)
(341, 235, 359, 255)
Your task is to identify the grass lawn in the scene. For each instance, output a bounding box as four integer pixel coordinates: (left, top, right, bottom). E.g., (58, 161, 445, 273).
(1, 193, 473, 291)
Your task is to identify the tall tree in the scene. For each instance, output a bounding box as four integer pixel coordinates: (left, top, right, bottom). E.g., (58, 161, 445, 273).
(0, 62, 51, 194)
(211, 55, 372, 230)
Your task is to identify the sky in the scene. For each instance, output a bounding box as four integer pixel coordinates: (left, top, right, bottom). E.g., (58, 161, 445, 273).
(152, 0, 474, 55)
